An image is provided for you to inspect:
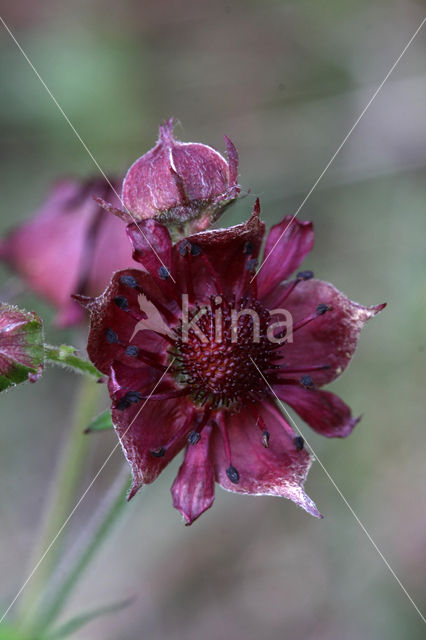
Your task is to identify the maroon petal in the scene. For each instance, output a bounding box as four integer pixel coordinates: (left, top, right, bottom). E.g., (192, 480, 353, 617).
(176, 200, 265, 300)
(126, 219, 173, 277)
(257, 215, 314, 298)
(210, 405, 321, 517)
(171, 424, 215, 525)
(110, 385, 195, 496)
(275, 385, 360, 438)
(273, 279, 386, 386)
(81, 269, 176, 375)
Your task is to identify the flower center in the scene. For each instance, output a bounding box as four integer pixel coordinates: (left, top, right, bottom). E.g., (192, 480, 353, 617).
(172, 296, 275, 408)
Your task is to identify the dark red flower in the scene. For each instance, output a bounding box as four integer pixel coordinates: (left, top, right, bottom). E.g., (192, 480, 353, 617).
(99, 118, 240, 234)
(0, 302, 44, 391)
(80, 202, 384, 524)
(0, 177, 134, 327)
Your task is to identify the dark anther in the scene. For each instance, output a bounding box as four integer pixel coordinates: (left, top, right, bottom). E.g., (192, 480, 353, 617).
(316, 303, 331, 315)
(125, 345, 139, 357)
(106, 328, 119, 344)
(120, 275, 138, 288)
(294, 436, 304, 451)
(124, 391, 142, 404)
(300, 375, 314, 390)
(190, 243, 202, 256)
(188, 430, 201, 445)
(297, 270, 314, 281)
(113, 296, 128, 310)
(226, 465, 240, 484)
(116, 397, 130, 410)
(178, 239, 191, 256)
(243, 241, 253, 255)
(158, 265, 170, 279)
(261, 430, 270, 448)
(150, 447, 166, 458)
(246, 258, 258, 273)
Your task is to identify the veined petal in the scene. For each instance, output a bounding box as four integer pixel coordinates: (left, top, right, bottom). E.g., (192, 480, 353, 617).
(111, 388, 194, 496)
(273, 279, 385, 386)
(171, 424, 215, 525)
(81, 269, 176, 375)
(257, 215, 314, 298)
(177, 200, 265, 300)
(275, 385, 360, 438)
(210, 405, 321, 518)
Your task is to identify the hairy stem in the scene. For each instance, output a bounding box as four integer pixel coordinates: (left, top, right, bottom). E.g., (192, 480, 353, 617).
(44, 344, 103, 379)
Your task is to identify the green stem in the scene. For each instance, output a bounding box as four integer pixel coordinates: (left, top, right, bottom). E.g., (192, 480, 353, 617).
(44, 344, 102, 379)
(17, 378, 104, 628)
(34, 467, 131, 634)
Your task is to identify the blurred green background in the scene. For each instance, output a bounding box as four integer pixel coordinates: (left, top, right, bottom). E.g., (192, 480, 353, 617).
(0, 1, 425, 638)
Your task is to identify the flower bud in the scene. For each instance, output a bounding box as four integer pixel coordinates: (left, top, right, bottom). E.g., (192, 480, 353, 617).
(121, 118, 240, 232)
(0, 303, 44, 391)
(0, 177, 134, 327)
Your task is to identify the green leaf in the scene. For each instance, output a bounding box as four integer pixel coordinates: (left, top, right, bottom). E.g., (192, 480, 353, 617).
(0, 303, 44, 392)
(45, 599, 133, 639)
(44, 344, 102, 380)
(84, 409, 114, 433)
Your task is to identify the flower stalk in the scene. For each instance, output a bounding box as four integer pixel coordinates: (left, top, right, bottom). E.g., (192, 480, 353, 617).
(17, 378, 104, 629)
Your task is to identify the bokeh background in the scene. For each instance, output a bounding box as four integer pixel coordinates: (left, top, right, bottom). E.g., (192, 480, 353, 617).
(0, 1, 425, 638)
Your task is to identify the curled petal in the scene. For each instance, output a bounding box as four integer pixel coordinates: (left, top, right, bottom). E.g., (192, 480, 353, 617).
(275, 385, 360, 438)
(257, 215, 314, 298)
(171, 424, 215, 525)
(273, 279, 386, 386)
(210, 405, 321, 518)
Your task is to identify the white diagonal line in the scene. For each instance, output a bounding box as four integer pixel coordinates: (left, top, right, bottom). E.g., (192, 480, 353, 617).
(252, 17, 426, 283)
(0, 358, 175, 623)
(250, 357, 426, 624)
(0, 16, 176, 284)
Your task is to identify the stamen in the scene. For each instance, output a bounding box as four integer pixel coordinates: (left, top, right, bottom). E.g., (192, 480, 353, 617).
(149, 408, 199, 457)
(151, 447, 166, 458)
(316, 303, 332, 315)
(243, 241, 253, 255)
(113, 296, 129, 310)
(106, 328, 119, 344)
(300, 375, 314, 390)
(226, 466, 240, 484)
(158, 265, 170, 279)
(292, 303, 332, 333)
(115, 391, 143, 410)
(256, 414, 270, 448)
(120, 275, 138, 288)
(297, 270, 314, 281)
(125, 345, 139, 357)
(188, 430, 201, 445)
(216, 414, 239, 483)
(293, 436, 304, 451)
